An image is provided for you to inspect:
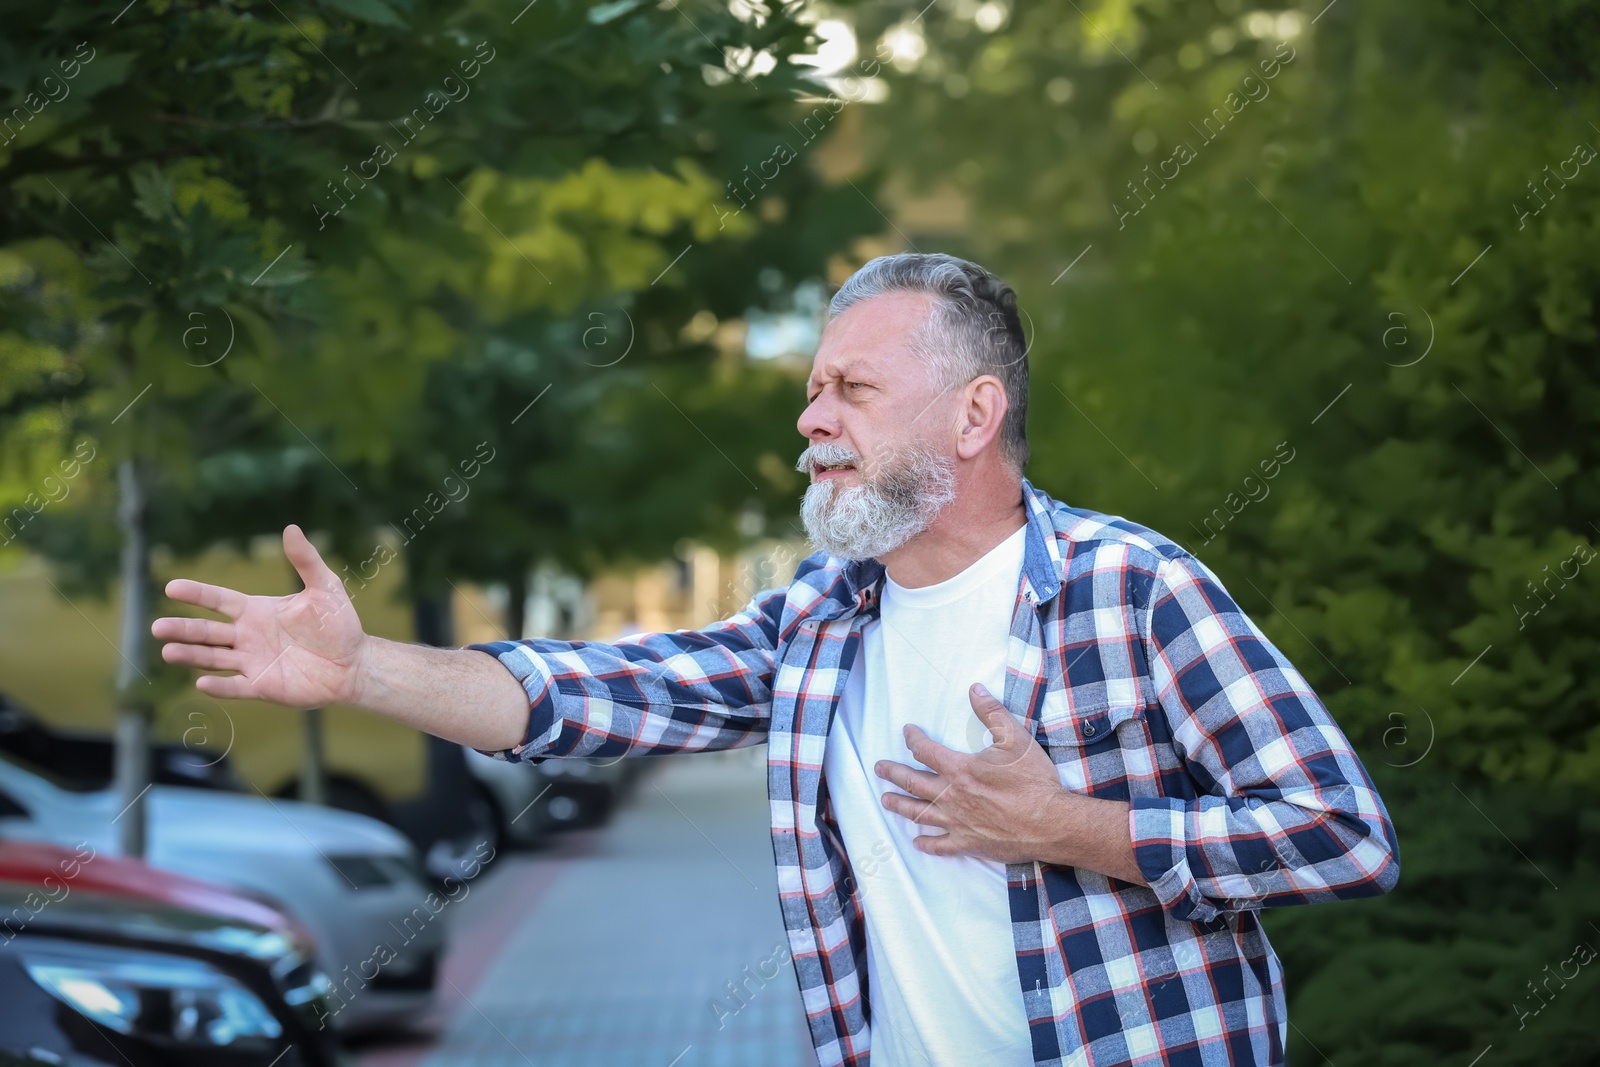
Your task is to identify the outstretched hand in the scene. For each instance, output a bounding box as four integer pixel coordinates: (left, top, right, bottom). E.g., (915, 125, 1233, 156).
(151, 524, 369, 709)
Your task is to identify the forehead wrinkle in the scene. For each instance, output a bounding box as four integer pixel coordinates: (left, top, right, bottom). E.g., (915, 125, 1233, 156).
(807, 353, 866, 392)
(810, 291, 936, 392)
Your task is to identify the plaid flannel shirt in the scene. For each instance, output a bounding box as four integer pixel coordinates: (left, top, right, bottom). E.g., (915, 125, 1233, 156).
(466, 479, 1400, 1066)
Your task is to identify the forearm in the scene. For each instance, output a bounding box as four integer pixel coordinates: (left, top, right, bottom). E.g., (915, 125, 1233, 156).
(1128, 792, 1400, 921)
(349, 635, 530, 751)
(1036, 789, 1147, 887)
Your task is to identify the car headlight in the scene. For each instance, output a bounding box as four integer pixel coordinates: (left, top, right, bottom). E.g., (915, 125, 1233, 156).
(23, 946, 283, 1045)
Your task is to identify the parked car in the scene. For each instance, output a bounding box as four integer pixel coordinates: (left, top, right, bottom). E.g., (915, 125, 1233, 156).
(0, 694, 241, 793)
(463, 747, 569, 847)
(0, 749, 445, 1035)
(1, 693, 493, 885)
(531, 753, 638, 829)
(467, 745, 654, 836)
(0, 839, 338, 1066)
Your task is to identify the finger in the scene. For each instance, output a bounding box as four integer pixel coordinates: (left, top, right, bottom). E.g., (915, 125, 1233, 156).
(913, 831, 961, 857)
(163, 578, 249, 620)
(903, 723, 960, 775)
(152, 616, 236, 647)
(881, 791, 947, 828)
(969, 683, 1018, 742)
(874, 759, 940, 799)
(283, 524, 343, 598)
(195, 672, 255, 700)
(161, 642, 244, 672)
(969, 685, 1037, 769)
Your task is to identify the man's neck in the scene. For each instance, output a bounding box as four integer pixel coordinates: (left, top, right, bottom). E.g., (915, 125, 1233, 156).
(879, 476, 1027, 589)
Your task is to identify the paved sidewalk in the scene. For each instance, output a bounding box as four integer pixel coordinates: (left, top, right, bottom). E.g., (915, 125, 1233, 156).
(403, 748, 814, 1067)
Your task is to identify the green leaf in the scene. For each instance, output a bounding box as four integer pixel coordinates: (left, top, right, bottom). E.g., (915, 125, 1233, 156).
(128, 163, 176, 224)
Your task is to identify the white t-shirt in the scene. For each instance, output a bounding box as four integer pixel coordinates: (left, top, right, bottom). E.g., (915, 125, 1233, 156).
(821, 523, 1035, 1067)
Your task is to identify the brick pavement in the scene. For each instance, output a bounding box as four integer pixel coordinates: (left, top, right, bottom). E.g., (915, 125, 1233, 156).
(382, 747, 815, 1067)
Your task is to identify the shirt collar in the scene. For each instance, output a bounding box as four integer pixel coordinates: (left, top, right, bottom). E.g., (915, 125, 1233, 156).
(1017, 477, 1065, 605)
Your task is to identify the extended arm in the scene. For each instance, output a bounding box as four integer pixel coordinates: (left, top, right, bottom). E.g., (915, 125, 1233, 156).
(153, 524, 783, 757)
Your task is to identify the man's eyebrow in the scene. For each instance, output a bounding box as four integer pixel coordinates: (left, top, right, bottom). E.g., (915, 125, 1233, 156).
(807, 360, 861, 392)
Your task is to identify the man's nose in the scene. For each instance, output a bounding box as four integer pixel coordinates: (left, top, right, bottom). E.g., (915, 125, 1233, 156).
(796, 394, 839, 442)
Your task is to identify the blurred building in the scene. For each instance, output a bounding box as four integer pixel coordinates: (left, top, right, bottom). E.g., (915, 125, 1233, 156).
(459, 538, 809, 647)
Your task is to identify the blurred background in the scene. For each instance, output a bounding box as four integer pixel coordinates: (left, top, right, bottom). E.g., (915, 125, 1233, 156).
(1, 0, 1595, 1064)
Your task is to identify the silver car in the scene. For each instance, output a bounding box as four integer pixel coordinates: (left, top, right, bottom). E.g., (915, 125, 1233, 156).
(0, 749, 452, 1034)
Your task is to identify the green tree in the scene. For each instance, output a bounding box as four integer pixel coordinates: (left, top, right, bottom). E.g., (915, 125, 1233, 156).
(0, 0, 873, 853)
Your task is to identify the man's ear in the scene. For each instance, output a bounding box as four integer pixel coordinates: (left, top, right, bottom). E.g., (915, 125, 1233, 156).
(955, 375, 1008, 461)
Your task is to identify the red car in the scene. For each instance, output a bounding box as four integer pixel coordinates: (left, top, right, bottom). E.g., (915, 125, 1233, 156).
(0, 839, 336, 1067)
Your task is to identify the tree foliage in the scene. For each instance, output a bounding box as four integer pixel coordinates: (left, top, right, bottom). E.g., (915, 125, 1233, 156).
(1, 0, 872, 608)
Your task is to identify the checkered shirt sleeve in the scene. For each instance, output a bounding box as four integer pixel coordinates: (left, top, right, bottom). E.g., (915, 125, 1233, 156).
(463, 587, 788, 762)
(1128, 551, 1401, 923)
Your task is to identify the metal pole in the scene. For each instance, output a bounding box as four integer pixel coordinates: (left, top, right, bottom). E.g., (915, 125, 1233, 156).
(113, 456, 151, 858)
(301, 706, 327, 806)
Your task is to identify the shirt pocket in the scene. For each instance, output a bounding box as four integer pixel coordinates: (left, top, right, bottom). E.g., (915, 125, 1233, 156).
(1032, 684, 1148, 796)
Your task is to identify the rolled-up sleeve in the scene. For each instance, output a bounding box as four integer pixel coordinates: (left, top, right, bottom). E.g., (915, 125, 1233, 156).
(464, 586, 786, 762)
(1127, 552, 1400, 923)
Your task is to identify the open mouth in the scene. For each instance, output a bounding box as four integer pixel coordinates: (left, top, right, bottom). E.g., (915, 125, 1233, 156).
(813, 461, 856, 477)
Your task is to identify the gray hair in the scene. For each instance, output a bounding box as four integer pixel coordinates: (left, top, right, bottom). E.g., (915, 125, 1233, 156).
(827, 252, 1029, 470)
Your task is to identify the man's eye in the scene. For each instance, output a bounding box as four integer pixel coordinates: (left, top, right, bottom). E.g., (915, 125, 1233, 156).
(846, 381, 865, 390)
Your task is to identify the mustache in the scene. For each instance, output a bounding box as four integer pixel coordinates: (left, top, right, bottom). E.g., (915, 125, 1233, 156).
(795, 442, 863, 474)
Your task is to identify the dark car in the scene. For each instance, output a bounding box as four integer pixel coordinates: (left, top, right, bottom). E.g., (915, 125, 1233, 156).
(0, 696, 240, 794)
(529, 754, 651, 829)
(0, 840, 337, 1067)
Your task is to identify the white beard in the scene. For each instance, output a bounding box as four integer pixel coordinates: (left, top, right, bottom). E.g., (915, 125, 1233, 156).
(795, 440, 956, 561)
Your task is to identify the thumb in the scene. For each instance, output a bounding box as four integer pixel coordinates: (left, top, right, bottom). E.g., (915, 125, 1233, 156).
(969, 683, 1018, 740)
(283, 524, 343, 598)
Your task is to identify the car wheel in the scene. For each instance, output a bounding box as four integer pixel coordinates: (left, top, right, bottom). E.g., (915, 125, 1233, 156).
(584, 786, 616, 828)
(422, 784, 503, 884)
(543, 792, 584, 832)
(472, 781, 506, 857)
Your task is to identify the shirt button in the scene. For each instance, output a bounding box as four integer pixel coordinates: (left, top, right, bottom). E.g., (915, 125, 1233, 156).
(1083, 724, 1096, 737)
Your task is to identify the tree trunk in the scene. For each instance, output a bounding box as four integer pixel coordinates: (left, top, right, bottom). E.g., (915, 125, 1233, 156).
(300, 706, 327, 806)
(113, 456, 152, 858)
(506, 568, 528, 640)
(411, 591, 473, 842)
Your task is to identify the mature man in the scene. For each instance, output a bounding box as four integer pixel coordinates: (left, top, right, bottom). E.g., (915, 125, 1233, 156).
(154, 252, 1399, 1067)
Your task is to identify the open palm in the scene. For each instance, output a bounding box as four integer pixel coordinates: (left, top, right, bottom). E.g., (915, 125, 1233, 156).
(151, 524, 368, 709)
